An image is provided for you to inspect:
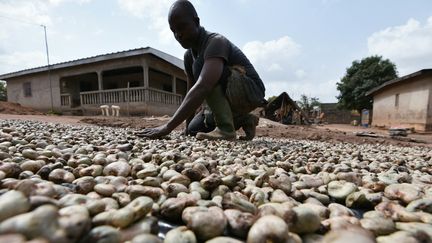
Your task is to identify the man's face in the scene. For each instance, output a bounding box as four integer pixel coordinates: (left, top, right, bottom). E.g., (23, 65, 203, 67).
(169, 11, 199, 49)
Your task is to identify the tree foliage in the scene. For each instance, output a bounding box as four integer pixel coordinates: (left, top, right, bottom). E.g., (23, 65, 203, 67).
(336, 55, 398, 112)
(297, 94, 320, 113)
(0, 81, 6, 101)
(267, 95, 278, 103)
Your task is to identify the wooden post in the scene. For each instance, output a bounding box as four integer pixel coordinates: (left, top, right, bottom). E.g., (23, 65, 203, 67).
(127, 82, 130, 117)
(143, 65, 149, 102)
(97, 71, 103, 104)
(172, 76, 176, 94)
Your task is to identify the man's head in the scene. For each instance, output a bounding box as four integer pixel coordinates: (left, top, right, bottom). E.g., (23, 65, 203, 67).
(168, 0, 200, 49)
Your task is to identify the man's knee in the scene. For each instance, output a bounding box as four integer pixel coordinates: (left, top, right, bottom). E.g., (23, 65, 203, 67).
(187, 111, 214, 136)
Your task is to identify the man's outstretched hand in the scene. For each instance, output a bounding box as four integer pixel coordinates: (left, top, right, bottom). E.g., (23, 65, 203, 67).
(135, 125, 171, 139)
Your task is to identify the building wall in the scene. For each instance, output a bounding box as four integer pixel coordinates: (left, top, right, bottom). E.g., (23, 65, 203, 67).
(6, 71, 60, 112)
(371, 75, 432, 131)
(427, 83, 432, 131)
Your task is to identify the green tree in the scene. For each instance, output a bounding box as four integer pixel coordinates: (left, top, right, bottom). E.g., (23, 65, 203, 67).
(267, 95, 278, 103)
(336, 55, 398, 112)
(0, 81, 6, 101)
(297, 94, 320, 113)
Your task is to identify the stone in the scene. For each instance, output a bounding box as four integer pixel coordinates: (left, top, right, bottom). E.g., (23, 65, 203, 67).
(0, 190, 30, 222)
(164, 226, 197, 243)
(327, 181, 357, 201)
(247, 215, 289, 243)
(290, 206, 321, 234)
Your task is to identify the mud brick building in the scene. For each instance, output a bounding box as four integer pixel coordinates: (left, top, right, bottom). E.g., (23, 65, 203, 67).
(367, 69, 432, 131)
(0, 47, 187, 116)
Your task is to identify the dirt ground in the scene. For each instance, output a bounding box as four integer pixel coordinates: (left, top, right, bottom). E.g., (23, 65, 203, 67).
(0, 101, 430, 147)
(1, 113, 431, 148)
(0, 101, 44, 115)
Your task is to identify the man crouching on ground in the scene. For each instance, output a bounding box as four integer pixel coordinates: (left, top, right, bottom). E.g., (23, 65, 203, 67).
(136, 0, 266, 140)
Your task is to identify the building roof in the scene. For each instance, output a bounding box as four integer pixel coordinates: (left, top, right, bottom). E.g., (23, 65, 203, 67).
(0, 47, 184, 80)
(366, 69, 432, 96)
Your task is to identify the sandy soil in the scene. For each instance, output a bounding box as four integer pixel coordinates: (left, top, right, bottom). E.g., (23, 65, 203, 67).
(1, 101, 430, 147)
(0, 101, 44, 115)
(1, 113, 431, 148)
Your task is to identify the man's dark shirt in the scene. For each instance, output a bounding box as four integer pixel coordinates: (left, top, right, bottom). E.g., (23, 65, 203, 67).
(184, 27, 265, 92)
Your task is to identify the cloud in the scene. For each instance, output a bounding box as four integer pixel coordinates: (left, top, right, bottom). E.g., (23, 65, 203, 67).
(241, 36, 338, 101)
(0, 0, 93, 74)
(0, 1, 52, 26)
(117, 0, 175, 44)
(265, 78, 338, 102)
(243, 36, 301, 74)
(320, 0, 341, 4)
(0, 1, 53, 73)
(242, 36, 308, 98)
(0, 0, 94, 38)
(0, 51, 47, 74)
(117, 0, 171, 19)
(368, 17, 432, 75)
(234, 0, 251, 3)
(0, 0, 91, 25)
(295, 69, 306, 79)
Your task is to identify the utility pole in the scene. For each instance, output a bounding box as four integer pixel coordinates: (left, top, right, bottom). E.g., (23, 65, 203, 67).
(42, 25, 54, 112)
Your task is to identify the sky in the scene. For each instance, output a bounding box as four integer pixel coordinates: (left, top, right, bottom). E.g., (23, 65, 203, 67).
(1, 0, 432, 102)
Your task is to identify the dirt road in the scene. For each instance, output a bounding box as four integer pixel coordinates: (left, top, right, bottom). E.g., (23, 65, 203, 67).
(1, 114, 431, 147)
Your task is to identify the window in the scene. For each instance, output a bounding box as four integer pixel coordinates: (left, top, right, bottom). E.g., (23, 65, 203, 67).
(176, 78, 187, 96)
(162, 84, 173, 92)
(23, 82, 32, 97)
(148, 68, 173, 92)
(395, 93, 399, 107)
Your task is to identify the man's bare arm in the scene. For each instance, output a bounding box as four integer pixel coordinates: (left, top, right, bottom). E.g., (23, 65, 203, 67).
(136, 57, 224, 138)
(184, 73, 196, 135)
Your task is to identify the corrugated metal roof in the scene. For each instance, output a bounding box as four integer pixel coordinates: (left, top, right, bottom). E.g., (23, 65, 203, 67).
(0, 47, 184, 80)
(366, 69, 432, 96)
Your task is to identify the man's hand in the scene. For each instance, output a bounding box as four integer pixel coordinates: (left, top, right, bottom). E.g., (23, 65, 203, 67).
(135, 125, 171, 139)
(183, 127, 190, 136)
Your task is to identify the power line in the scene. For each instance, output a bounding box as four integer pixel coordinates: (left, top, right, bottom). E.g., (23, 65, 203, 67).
(0, 14, 43, 27)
